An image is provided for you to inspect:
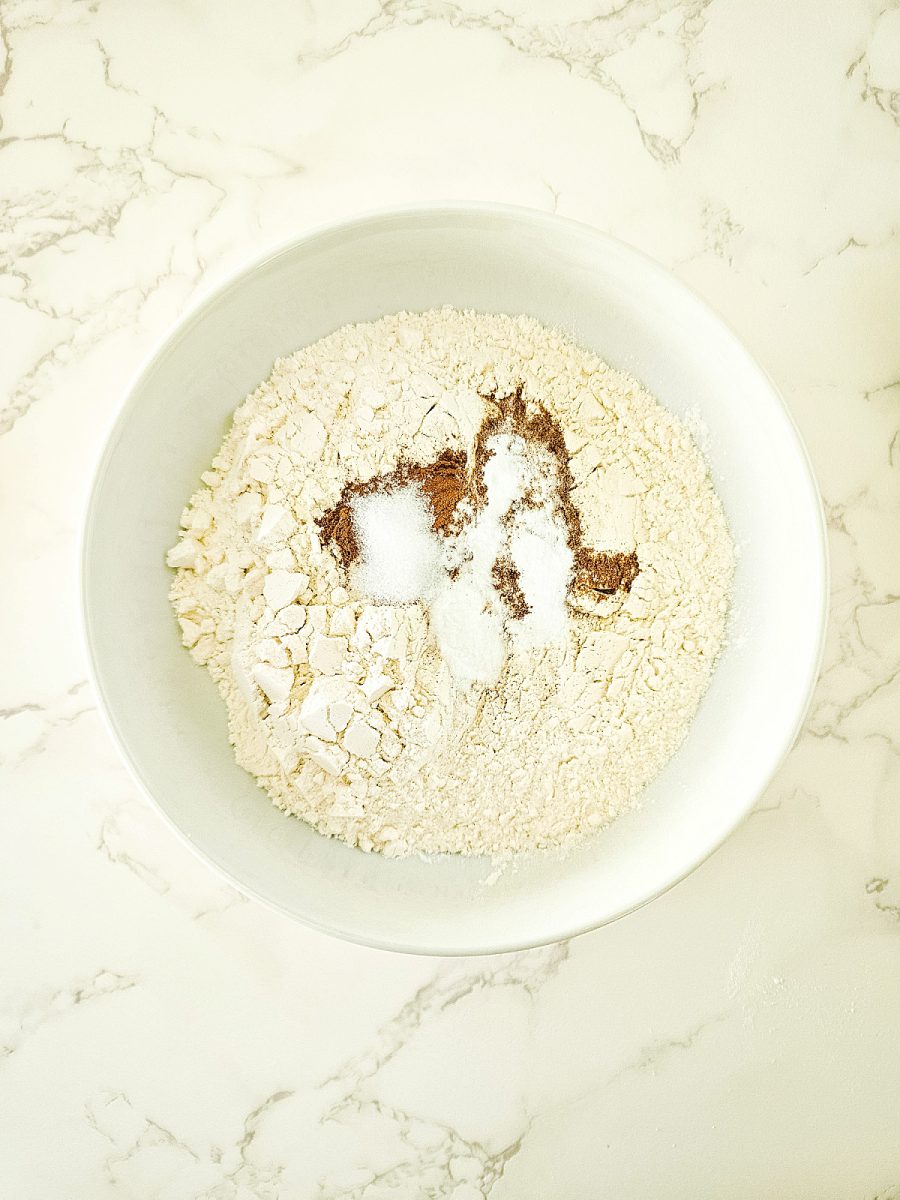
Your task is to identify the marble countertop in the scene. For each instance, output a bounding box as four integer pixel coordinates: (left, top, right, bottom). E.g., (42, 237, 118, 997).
(2, 0, 899, 1195)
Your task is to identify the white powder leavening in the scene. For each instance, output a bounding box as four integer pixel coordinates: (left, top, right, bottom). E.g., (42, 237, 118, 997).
(168, 308, 735, 858)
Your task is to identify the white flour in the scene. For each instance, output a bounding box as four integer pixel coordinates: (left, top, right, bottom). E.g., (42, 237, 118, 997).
(168, 309, 734, 857)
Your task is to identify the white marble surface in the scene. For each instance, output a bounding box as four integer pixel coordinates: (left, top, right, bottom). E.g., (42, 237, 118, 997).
(2, 0, 899, 1194)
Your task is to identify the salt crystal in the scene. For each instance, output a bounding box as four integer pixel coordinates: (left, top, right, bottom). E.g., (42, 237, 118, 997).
(482, 433, 530, 514)
(351, 487, 442, 603)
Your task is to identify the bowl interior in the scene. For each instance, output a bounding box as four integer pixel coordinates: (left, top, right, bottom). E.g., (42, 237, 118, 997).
(82, 208, 826, 953)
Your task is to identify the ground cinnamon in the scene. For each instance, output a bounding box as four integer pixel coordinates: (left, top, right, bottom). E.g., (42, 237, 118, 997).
(573, 547, 640, 597)
(491, 556, 530, 620)
(318, 448, 467, 568)
(409, 449, 468, 533)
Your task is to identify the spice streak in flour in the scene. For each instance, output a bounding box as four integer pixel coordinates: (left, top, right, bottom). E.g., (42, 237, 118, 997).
(318, 385, 642, 618)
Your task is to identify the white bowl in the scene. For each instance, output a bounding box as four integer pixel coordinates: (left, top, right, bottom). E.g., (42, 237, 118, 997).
(82, 205, 827, 955)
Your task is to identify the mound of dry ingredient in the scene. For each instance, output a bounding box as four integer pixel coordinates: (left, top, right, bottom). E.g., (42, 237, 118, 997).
(168, 308, 734, 857)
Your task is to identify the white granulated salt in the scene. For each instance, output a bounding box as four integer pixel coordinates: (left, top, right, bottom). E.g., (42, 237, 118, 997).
(168, 307, 735, 858)
(350, 487, 441, 604)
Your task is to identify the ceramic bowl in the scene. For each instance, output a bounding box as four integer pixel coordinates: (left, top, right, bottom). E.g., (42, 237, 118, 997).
(82, 205, 827, 954)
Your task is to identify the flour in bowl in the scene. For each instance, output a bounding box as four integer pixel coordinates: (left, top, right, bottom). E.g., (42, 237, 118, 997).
(167, 308, 734, 857)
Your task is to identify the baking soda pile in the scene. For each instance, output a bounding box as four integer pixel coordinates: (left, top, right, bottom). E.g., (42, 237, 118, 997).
(168, 308, 734, 857)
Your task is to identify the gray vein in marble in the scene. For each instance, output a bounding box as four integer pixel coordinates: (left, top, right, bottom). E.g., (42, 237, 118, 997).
(1, 970, 137, 1064)
(85, 1086, 294, 1196)
(749, 795, 785, 818)
(362, 1007, 733, 1199)
(96, 808, 172, 896)
(227, 1089, 295, 1190)
(312, 1092, 535, 1199)
(541, 178, 561, 214)
(311, 944, 570, 1196)
(191, 889, 248, 922)
(806, 649, 900, 745)
(0, 24, 11, 133)
(847, 37, 900, 130)
(866, 877, 900, 924)
(85, 1091, 200, 1163)
(801, 231, 899, 278)
(699, 201, 744, 267)
(606, 1011, 729, 1084)
(0, 679, 93, 765)
(0, 700, 44, 719)
(802, 488, 900, 750)
(321, 942, 570, 1103)
(300, 0, 719, 165)
(0, 12, 313, 436)
(864, 379, 900, 402)
(0, 35, 225, 433)
(85, 1091, 204, 1192)
(94, 795, 247, 920)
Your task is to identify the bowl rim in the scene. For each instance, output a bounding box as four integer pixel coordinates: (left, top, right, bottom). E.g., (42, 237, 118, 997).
(80, 201, 830, 955)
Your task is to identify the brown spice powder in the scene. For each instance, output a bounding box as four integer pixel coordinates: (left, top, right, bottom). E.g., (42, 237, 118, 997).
(491, 556, 530, 621)
(573, 547, 640, 597)
(317, 496, 360, 569)
(318, 448, 467, 568)
(411, 449, 468, 533)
